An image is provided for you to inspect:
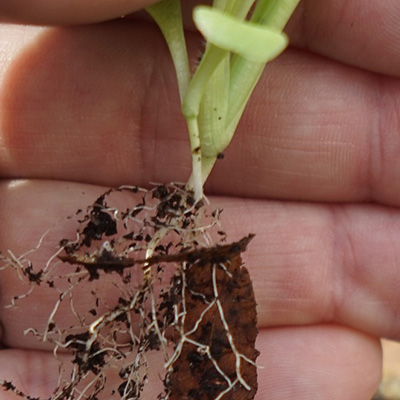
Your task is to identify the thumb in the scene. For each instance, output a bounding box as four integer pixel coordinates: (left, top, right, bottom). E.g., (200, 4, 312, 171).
(0, 0, 160, 25)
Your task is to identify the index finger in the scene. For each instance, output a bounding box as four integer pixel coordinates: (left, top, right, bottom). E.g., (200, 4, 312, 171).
(3, 0, 400, 80)
(288, 0, 400, 77)
(0, 0, 158, 25)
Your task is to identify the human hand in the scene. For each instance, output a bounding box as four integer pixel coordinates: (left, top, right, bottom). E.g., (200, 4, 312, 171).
(1, 0, 399, 398)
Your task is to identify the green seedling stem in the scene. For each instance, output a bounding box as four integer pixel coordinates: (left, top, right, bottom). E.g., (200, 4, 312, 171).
(147, 0, 300, 200)
(146, 0, 190, 101)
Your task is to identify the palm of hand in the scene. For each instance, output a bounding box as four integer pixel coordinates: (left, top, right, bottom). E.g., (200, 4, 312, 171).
(1, 1, 400, 399)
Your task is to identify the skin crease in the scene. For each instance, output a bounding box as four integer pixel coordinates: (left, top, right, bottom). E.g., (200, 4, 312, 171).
(2, 0, 400, 398)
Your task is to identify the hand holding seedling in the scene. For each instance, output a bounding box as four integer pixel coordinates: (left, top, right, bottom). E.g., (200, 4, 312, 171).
(1, 0, 400, 399)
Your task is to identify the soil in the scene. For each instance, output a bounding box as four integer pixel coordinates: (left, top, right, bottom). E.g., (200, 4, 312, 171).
(0, 183, 259, 400)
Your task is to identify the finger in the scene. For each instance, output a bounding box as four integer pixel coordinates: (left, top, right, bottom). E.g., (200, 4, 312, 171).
(0, 22, 191, 187)
(288, 0, 400, 77)
(2, 181, 400, 345)
(0, 349, 164, 399)
(1, 22, 400, 205)
(0, 325, 381, 400)
(255, 325, 381, 400)
(0, 350, 62, 400)
(3, 0, 399, 79)
(0, 0, 158, 25)
(181, 1, 400, 78)
(220, 197, 400, 341)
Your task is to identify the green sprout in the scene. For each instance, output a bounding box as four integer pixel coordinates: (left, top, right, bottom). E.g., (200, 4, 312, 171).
(147, 0, 300, 200)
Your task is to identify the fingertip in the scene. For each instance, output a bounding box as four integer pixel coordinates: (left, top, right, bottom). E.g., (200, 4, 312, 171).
(0, 0, 159, 25)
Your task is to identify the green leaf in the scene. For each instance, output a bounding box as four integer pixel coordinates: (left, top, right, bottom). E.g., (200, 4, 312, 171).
(193, 6, 288, 63)
(198, 54, 230, 158)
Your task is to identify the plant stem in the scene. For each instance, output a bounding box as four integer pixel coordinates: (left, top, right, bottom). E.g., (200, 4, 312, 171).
(186, 117, 204, 200)
(182, 45, 228, 118)
(252, 0, 301, 30)
(183, 45, 229, 199)
(216, 0, 255, 17)
(146, 0, 190, 101)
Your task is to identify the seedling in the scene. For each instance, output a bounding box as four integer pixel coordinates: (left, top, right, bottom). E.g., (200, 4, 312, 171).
(0, 1, 299, 399)
(147, 0, 299, 199)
